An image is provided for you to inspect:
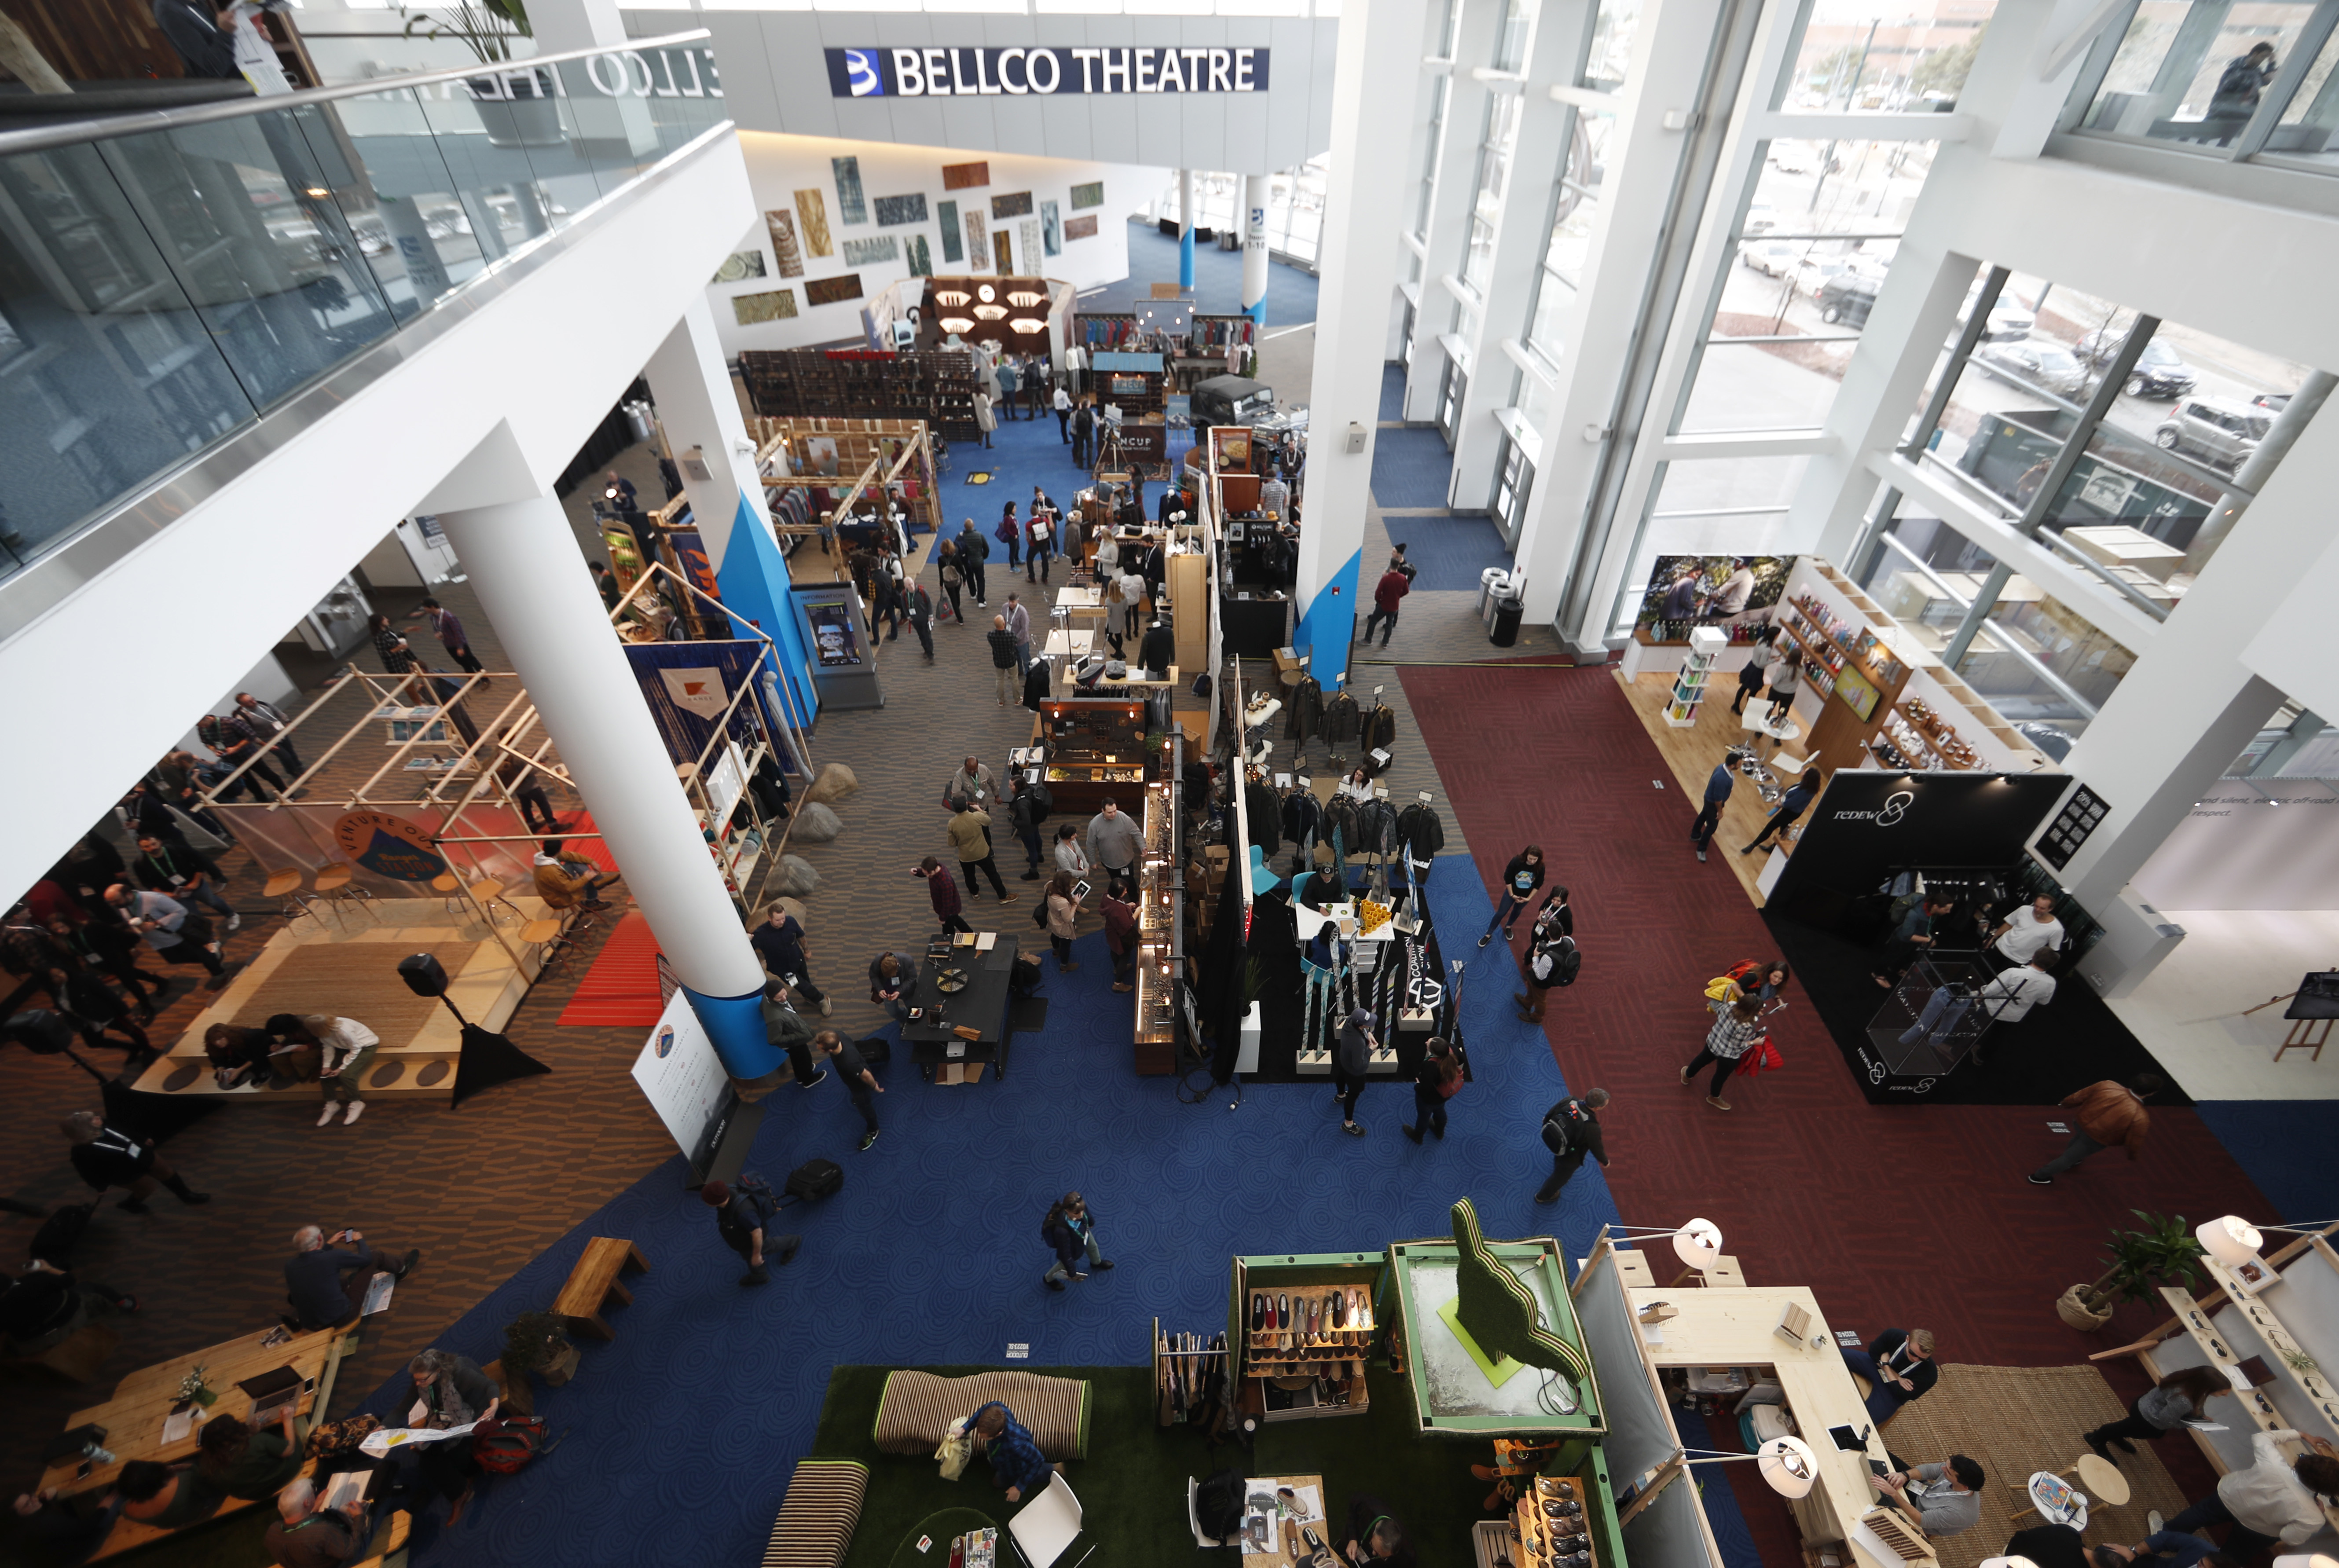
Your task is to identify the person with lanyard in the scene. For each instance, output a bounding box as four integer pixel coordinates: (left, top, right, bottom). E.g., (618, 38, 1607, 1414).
(55, 913, 164, 1020)
(264, 1474, 374, 1568)
(1040, 1191, 1112, 1290)
(1871, 1455, 1984, 1539)
(1843, 1327, 1938, 1425)
(751, 902, 829, 1015)
(867, 952, 910, 1022)
(1026, 494, 1055, 584)
(232, 691, 306, 783)
(1873, 894, 1954, 989)
(411, 598, 482, 675)
(132, 834, 237, 932)
(106, 883, 229, 985)
(1480, 844, 1546, 949)
(1343, 1496, 1416, 1568)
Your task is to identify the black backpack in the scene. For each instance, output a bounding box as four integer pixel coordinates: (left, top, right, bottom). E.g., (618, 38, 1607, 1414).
(1541, 1101, 1580, 1156)
(1545, 937, 1582, 988)
(1195, 1465, 1246, 1539)
(784, 1159, 843, 1203)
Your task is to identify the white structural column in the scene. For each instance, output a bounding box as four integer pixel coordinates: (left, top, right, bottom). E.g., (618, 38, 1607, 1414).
(1504, 0, 1726, 641)
(435, 468, 780, 1087)
(1179, 168, 1197, 291)
(1241, 172, 1270, 326)
(1294, 0, 1432, 689)
(1402, 0, 1501, 420)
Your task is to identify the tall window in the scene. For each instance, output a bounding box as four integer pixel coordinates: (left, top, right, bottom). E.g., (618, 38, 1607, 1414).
(1774, 0, 2001, 113)
(1462, 94, 1523, 293)
(1416, 75, 1450, 238)
(2066, 0, 2339, 173)
(1582, 0, 1642, 90)
(1493, 0, 1533, 73)
(1522, 110, 1609, 367)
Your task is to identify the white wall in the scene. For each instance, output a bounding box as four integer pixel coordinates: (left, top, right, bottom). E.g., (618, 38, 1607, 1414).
(710, 130, 1148, 356)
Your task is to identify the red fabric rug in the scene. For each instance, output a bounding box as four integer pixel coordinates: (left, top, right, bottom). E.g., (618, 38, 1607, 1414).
(554, 910, 666, 1027)
(1400, 662, 2268, 1538)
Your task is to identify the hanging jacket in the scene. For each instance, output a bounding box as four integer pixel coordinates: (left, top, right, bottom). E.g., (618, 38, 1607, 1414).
(1283, 676, 1323, 743)
(1322, 691, 1360, 747)
(1356, 799, 1400, 859)
(1279, 790, 1322, 849)
(1367, 703, 1397, 751)
(1395, 802, 1446, 862)
(1244, 781, 1282, 855)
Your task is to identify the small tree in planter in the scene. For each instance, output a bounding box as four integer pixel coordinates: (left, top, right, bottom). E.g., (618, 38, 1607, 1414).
(2058, 1209, 2206, 1331)
(400, 1, 567, 148)
(499, 1310, 579, 1416)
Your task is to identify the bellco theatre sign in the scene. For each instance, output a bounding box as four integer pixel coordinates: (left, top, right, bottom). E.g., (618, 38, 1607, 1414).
(825, 45, 1272, 98)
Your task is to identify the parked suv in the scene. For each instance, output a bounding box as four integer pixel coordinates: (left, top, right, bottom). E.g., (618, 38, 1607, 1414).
(1815, 273, 1879, 327)
(2076, 329, 2198, 399)
(2156, 398, 2268, 469)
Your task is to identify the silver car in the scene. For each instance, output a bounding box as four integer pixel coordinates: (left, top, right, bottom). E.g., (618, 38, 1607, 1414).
(2155, 398, 2268, 469)
(1974, 339, 2089, 397)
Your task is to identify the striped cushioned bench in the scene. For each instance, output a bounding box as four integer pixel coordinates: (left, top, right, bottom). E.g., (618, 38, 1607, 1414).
(763, 1459, 869, 1568)
(872, 1370, 1090, 1459)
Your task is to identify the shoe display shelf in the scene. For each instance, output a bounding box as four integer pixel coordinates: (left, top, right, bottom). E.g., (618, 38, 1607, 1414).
(1229, 1252, 1384, 1423)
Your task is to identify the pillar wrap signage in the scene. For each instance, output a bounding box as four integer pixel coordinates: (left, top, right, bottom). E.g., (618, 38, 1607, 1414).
(826, 46, 1271, 99)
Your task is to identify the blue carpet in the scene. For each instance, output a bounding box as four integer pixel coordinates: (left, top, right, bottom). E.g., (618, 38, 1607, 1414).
(1380, 361, 1407, 423)
(930, 399, 1190, 557)
(2193, 1100, 2339, 1225)
(1369, 425, 1458, 511)
(1381, 513, 1516, 592)
(359, 857, 1622, 1567)
(1670, 1408, 1765, 1568)
(1074, 219, 1320, 328)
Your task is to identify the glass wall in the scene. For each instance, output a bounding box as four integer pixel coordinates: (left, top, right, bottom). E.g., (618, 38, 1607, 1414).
(1522, 110, 1609, 368)
(2065, 0, 2339, 173)
(1462, 94, 1524, 294)
(1583, 0, 1644, 90)
(1606, 455, 1811, 632)
(1416, 76, 1450, 238)
(1775, 0, 2001, 111)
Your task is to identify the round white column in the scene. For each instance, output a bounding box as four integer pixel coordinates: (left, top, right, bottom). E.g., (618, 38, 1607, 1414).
(1241, 173, 1270, 329)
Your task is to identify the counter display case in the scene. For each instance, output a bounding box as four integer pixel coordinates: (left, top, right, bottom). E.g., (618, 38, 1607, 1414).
(1228, 1252, 1385, 1423)
(1133, 754, 1184, 1074)
(1028, 699, 1159, 817)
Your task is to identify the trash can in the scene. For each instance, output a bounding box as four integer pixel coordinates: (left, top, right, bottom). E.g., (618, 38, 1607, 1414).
(1477, 567, 1511, 617)
(1490, 594, 1525, 647)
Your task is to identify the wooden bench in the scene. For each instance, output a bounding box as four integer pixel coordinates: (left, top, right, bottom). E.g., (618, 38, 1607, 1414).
(762, 1459, 867, 1568)
(1, 1322, 120, 1384)
(553, 1237, 649, 1341)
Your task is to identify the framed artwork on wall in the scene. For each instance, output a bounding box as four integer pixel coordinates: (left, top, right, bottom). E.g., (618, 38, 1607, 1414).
(1063, 214, 1098, 241)
(942, 161, 990, 190)
(793, 189, 832, 256)
(1068, 181, 1104, 209)
(907, 234, 934, 276)
(842, 235, 898, 265)
(732, 289, 798, 324)
(831, 156, 867, 224)
(990, 190, 1033, 219)
(805, 274, 864, 306)
(963, 211, 990, 270)
(713, 250, 766, 283)
(763, 210, 804, 277)
(938, 200, 963, 262)
(874, 193, 928, 226)
(992, 228, 1013, 273)
(1018, 218, 1040, 275)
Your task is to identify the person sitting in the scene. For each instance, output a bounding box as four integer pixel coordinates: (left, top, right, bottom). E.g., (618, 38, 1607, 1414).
(115, 1460, 224, 1530)
(207, 1022, 312, 1090)
(2005, 1523, 2090, 1568)
(1300, 865, 1346, 911)
(2094, 1536, 2240, 1568)
(285, 1224, 419, 1331)
(0, 1256, 135, 1354)
(403, 1348, 498, 1524)
(1872, 1455, 1984, 1538)
(2164, 1428, 2339, 1564)
(196, 1408, 304, 1501)
(265, 1014, 380, 1128)
(1343, 1494, 1417, 1568)
(1842, 1327, 1937, 1425)
(264, 1474, 375, 1568)
(62, 1109, 208, 1213)
(966, 1402, 1052, 1502)
(531, 839, 620, 914)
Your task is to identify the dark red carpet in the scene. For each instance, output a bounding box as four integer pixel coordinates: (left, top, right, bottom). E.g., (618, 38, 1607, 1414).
(1401, 663, 2271, 1544)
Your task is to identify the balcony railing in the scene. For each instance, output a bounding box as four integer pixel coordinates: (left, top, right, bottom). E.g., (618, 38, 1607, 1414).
(0, 30, 723, 584)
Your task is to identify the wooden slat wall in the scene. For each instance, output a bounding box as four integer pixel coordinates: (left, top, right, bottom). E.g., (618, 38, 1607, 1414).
(1, 0, 190, 83)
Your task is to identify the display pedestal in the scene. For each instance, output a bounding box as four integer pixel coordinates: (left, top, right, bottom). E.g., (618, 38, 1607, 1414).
(1859, 957, 1991, 1095)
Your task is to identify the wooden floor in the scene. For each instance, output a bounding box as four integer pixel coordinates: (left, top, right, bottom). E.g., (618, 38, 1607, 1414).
(1613, 667, 1810, 909)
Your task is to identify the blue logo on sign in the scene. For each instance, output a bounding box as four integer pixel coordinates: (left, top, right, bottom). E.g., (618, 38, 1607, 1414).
(844, 49, 884, 96)
(656, 1026, 676, 1059)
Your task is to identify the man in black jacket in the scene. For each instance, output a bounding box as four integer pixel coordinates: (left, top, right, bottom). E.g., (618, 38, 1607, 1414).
(62, 1110, 208, 1213)
(1138, 616, 1177, 679)
(958, 519, 992, 606)
(702, 1179, 799, 1286)
(284, 1224, 418, 1330)
(1534, 1088, 1609, 1204)
(153, 0, 241, 77)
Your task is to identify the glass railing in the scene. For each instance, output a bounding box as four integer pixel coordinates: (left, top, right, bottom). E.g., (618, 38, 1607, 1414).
(0, 31, 722, 583)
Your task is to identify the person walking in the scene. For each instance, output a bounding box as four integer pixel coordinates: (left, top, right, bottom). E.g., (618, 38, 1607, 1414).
(1008, 777, 1047, 881)
(1041, 1191, 1112, 1290)
(1053, 382, 1073, 442)
(937, 541, 965, 625)
(2028, 1074, 2160, 1185)
(974, 389, 997, 448)
(903, 578, 935, 662)
(958, 520, 992, 606)
(1480, 846, 1546, 948)
(232, 692, 304, 779)
(1333, 1007, 1374, 1136)
(1043, 872, 1084, 972)
(1363, 557, 1410, 648)
(1515, 930, 1578, 1022)
(1026, 502, 1054, 584)
(701, 1179, 799, 1286)
(1100, 886, 1137, 993)
(56, 912, 164, 1018)
(1402, 1038, 1461, 1143)
(1084, 799, 1143, 899)
(813, 1029, 883, 1152)
(749, 901, 830, 1015)
(916, 856, 974, 936)
(2084, 1366, 2233, 1463)
(62, 1110, 209, 1212)
(413, 599, 482, 675)
(1534, 1088, 1610, 1204)
(1682, 995, 1763, 1111)
(1690, 762, 1734, 863)
(1005, 593, 1032, 673)
(1741, 768, 1820, 856)
(997, 503, 1023, 573)
(2163, 1429, 2339, 1562)
(1731, 627, 1780, 715)
(950, 800, 1014, 903)
(1071, 398, 1094, 469)
(986, 615, 1021, 706)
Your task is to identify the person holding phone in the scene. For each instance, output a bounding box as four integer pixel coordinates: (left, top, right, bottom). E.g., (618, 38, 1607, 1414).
(1044, 873, 1085, 972)
(1480, 845, 1545, 949)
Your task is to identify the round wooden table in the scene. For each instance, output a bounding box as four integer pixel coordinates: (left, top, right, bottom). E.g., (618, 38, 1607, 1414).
(2072, 1452, 2130, 1507)
(888, 1508, 996, 1568)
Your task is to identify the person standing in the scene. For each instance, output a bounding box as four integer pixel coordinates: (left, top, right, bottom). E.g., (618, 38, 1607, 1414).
(231, 692, 305, 780)
(1005, 592, 1032, 672)
(702, 1179, 799, 1286)
(1741, 768, 1820, 857)
(1053, 382, 1074, 442)
(413, 599, 482, 675)
(1480, 846, 1546, 948)
(1101, 887, 1137, 993)
(62, 1110, 209, 1212)
(1988, 894, 2066, 972)
(2084, 1366, 2232, 1462)
(1027, 502, 1054, 584)
(1761, 655, 1801, 730)
(1041, 1191, 1112, 1290)
(1690, 762, 1734, 863)
(814, 1029, 883, 1152)
(750, 902, 830, 1015)
(590, 561, 622, 611)
(1515, 930, 1577, 1022)
(943, 756, 1001, 813)
(2209, 41, 2279, 121)
(1333, 1007, 1374, 1137)
(1043, 873, 1083, 972)
(56, 912, 163, 1018)
(1681, 996, 1763, 1111)
(106, 884, 229, 986)
(997, 503, 1024, 573)
(1731, 627, 1780, 715)
(2028, 1073, 2161, 1185)
(761, 981, 826, 1089)
(1259, 467, 1291, 520)
(986, 615, 1021, 706)
(1533, 1088, 1609, 1205)
(1084, 799, 1143, 900)
(1402, 1038, 1460, 1143)
(2164, 1429, 2339, 1562)
(937, 540, 966, 626)
(950, 800, 1014, 903)
(916, 856, 974, 936)
(131, 835, 238, 932)
(996, 356, 1021, 420)
(1873, 894, 1954, 989)
(974, 389, 997, 448)
(958, 519, 992, 606)
(368, 612, 418, 678)
(1071, 398, 1094, 469)
(1052, 824, 1090, 880)
(151, 0, 241, 78)
(1008, 777, 1047, 881)
(1363, 558, 1410, 648)
(903, 577, 935, 662)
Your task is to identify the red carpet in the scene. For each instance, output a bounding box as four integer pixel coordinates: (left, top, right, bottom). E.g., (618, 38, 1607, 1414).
(554, 910, 667, 1027)
(1400, 662, 2269, 1538)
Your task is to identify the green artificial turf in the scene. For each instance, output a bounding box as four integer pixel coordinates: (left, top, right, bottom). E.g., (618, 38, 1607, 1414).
(812, 1364, 1500, 1568)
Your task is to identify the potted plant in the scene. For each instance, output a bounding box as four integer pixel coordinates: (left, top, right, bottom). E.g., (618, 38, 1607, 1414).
(499, 1310, 578, 1416)
(174, 1364, 217, 1407)
(400, 0, 565, 149)
(2057, 1209, 2206, 1331)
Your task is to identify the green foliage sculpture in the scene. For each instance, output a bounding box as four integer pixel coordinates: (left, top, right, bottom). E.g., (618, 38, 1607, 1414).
(1451, 1197, 1588, 1383)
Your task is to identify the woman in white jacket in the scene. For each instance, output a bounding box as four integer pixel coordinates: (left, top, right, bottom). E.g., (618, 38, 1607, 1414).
(1052, 825, 1089, 878)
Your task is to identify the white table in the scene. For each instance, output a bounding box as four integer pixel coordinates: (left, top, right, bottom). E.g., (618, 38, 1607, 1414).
(1739, 707, 1801, 745)
(2022, 1469, 2088, 1531)
(1043, 628, 1096, 657)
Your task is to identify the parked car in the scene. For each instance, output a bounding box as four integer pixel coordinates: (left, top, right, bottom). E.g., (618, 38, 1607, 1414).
(2075, 328, 2198, 398)
(1974, 338, 2089, 397)
(2155, 397, 2268, 469)
(1962, 282, 2033, 341)
(1742, 201, 1778, 237)
(2251, 390, 2293, 413)
(1738, 239, 1800, 278)
(1815, 273, 1879, 327)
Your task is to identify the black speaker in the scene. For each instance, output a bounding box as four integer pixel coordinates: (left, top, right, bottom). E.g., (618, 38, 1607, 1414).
(397, 953, 450, 998)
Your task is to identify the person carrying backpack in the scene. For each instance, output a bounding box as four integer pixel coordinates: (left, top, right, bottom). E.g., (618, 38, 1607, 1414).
(701, 1177, 801, 1286)
(1041, 1191, 1112, 1291)
(1402, 1038, 1462, 1144)
(1516, 932, 1579, 1022)
(1534, 1088, 1609, 1205)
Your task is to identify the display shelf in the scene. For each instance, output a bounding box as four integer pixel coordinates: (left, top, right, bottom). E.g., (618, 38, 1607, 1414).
(1133, 747, 1184, 1073)
(1664, 626, 1727, 728)
(1515, 1475, 1599, 1568)
(1153, 1315, 1228, 1429)
(1229, 1253, 1383, 1422)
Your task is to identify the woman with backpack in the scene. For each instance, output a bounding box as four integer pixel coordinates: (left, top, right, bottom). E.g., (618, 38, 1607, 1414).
(1403, 1038, 1461, 1143)
(1683, 995, 1764, 1111)
(996, 502, 1023, 572)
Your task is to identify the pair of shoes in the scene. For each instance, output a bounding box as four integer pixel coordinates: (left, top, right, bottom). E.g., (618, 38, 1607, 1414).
(1070, 1271, 1089, 1282)
(741, 1268, 770, 1286)
(1095, 1259, 1114, 1270)
(227, 912, 242, 932)
(1111, 982, 1133, 993)
(1477, 934, 1492, 948)
(118, 1198, 152, 1214)
(775, 1235, 803, 1266)
(318, 1103, 342, 1127)
(1513, 993, 1532, 1009)
(2027, 1172, 2053, 1185)
(1342, 1122, 1366, 1137)
(1533, 1191, 1558, 1205)
(818, 997, 833, 1016)
(1060, 961, 1079, 971)
(1738, 845, 1758, 855)
(396, 1249, 423, 1278)
(999, 893, 1020, 903)
(1679, 1065, 1692, 1085)
(1046, 1277, 1065, 1291)
(1502, 928, 1516, 942)
(1696, 849, 1708, 862)
(1402, 1125, 1423, 1143)
(1516, 1012, 1540, 1023)
(445, 1484, 474, 1527)
(1021, 870, 1041, 880)
(800, 1069, 829, 1088)
(858, 1129, 879, 1152)
(342, 1100, 366, 1125)
(2110, 1437, 2135, 1455)
(2086, 1433, 2111, 1462)
(1432, 1125, 1445, 1140)
(1704, 1095, 1731, 1112)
